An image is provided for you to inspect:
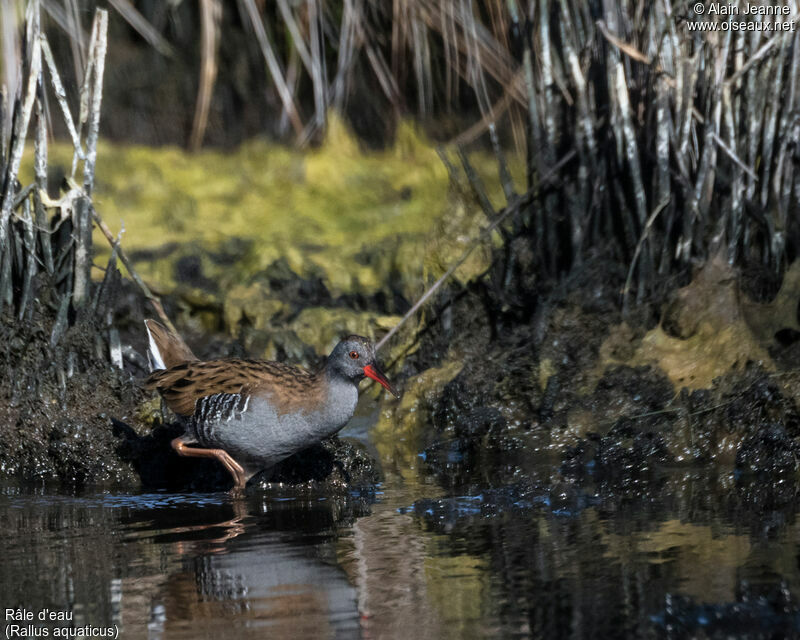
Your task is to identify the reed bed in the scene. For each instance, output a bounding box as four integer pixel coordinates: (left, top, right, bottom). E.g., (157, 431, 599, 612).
(2, 1, 799, 340)
(0, 2, 105, 323)
(497, 0, 800, 308)
(0, 2, 174, 365)
(378, 0, 800, 315)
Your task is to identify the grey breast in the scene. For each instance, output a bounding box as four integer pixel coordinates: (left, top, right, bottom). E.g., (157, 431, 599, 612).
(191, 379, 359, 470)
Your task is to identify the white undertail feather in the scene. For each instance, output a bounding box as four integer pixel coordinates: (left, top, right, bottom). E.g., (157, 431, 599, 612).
(145, 321, 167, 371)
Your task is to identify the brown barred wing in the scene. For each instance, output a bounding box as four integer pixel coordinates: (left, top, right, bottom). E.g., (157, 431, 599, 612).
(145, 358, 322, 417)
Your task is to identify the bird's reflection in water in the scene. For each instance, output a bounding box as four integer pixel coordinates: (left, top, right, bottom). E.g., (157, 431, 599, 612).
(131, 494, 368, 640)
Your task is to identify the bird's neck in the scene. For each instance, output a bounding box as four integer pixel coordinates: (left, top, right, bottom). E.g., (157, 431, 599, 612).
(318, 367, 360, 429)
(321, 365, 357, 394)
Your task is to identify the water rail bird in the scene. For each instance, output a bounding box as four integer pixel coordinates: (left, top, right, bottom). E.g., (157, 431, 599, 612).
(144, 319, 398, 490)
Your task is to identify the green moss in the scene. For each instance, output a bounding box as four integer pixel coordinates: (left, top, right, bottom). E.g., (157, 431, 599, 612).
(22, 115, 525, 365)
(223, 283, 289, 331)
(289, 307, 402, 354)
(29, 114, 520, 292)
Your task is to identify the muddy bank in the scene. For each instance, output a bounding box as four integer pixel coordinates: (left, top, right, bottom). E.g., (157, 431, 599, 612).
(4, 241, 798, 497)
(0, 266, 144, 485)
(6, 132, 800, 497)
(383, 254, 800, 496)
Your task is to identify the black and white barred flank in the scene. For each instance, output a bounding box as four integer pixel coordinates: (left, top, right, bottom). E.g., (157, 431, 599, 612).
(191, 392, 251, 445)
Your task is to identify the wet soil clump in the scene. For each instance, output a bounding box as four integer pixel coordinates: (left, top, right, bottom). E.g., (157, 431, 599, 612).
(413, 256, 800, 496)
(0, 285, 144, 485)
(116, 413, 380, 494)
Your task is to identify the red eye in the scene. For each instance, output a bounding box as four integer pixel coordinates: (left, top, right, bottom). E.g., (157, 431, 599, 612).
(349, 350, 359, 359)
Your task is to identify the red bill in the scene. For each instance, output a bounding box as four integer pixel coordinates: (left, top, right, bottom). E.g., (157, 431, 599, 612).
(363, 364, 400, 398)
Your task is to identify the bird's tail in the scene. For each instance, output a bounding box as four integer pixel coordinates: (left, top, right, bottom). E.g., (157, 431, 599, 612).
(144, 319, 199, 371)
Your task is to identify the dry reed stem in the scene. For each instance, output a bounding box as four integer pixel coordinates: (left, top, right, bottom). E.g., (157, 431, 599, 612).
(189, 0, 220, 150)
(107, 0, 174, 58)
(241, 0, 304, 136)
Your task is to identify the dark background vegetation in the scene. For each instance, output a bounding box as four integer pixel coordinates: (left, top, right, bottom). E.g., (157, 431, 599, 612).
(42, 0, 509, 148)
(10, 0, 799, 306)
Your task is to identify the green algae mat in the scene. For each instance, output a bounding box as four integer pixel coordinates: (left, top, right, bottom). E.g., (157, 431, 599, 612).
(40, 119, 517, 290)
(25, 118, 523, 356)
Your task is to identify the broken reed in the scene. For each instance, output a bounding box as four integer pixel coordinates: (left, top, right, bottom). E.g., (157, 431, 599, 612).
(0, 4, 112, 346)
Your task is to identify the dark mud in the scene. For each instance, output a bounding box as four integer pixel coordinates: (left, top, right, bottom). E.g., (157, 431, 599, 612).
(410, 255, 800, 504)
(0, 276, 143, 485)
(115, 410, 380, 494)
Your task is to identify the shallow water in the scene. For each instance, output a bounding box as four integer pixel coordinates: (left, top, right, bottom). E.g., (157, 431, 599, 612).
(3, 425, 800, 640)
